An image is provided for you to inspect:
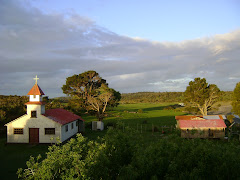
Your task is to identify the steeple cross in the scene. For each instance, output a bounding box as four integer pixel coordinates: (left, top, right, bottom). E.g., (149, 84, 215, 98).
(33, 75, 39, 84)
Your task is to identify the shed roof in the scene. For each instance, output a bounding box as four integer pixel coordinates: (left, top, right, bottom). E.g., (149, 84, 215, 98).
(44, 108, 84, 125)
(27, 84, 45, 95)
(203, 115, 226, 120)
(178, 119, 226, 129)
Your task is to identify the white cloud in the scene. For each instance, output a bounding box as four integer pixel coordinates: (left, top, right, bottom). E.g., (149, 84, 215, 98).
(0, 0, 240, 97)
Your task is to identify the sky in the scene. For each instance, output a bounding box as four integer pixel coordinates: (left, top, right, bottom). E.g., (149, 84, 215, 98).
(0, 0, 240, 97)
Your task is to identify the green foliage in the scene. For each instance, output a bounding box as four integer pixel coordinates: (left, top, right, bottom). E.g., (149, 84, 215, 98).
(232, 82, 240, 116)
(121, 91, 231, 104)
(18, 129, 240, 179)
(227, 115, 235, 124)
(0, 95, 28, 124)
(62, 71, 121, 120)
(18, 129, 135, 180)
(184, 77, 221, 115)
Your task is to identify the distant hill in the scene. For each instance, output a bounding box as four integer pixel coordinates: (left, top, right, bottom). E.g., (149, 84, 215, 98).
(120, 91, 233, 104)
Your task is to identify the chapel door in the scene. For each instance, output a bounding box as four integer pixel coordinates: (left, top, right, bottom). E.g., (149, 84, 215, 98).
(29, 128, 39, 144)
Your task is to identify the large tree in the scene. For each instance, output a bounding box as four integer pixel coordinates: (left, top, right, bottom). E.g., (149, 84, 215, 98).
(184, 77, 220, 116)
(232, 82, 240, 116)
(62, 70, 120, 120)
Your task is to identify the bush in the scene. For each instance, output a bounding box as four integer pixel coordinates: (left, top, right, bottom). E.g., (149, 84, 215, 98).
(18, 128, 240, 179)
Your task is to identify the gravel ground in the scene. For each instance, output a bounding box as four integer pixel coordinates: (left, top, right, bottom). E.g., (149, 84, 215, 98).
(209, 104, 232, 115)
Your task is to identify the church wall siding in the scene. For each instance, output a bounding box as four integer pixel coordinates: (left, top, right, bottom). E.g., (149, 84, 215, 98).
(27, 104, 43, 116)
(6, 115, 61, 143)
(61, 120, 79, 142)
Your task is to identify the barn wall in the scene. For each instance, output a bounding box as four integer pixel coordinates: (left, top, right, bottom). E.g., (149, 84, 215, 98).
(181, 128, 225, 139)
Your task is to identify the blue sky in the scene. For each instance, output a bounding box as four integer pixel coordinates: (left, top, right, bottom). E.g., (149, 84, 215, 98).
(0, 0, 240, 97)
(30, 0, 240, 41)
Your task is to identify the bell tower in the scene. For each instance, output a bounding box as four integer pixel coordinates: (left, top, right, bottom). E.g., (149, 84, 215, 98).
(25, 75, 46, 117)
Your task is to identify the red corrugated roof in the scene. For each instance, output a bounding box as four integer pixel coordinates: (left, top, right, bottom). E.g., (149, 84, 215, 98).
(44, 108, 84, 125)
(27, 84, 45, 95)
(179, 119, 226, 129)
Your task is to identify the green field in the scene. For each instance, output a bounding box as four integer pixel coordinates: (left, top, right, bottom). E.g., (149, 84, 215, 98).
(0, 103, 185, 179)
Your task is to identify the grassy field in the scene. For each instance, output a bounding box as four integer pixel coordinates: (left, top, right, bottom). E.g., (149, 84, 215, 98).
(0, 136, 49, 180)
(82, 103, 186, 140)
(0, 103, 185, 179)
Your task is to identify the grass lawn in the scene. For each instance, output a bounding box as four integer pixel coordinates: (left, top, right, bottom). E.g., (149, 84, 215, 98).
(0, 103, 185, 179)
(82, 103, 186, 140)
(0, 135, 49, 180)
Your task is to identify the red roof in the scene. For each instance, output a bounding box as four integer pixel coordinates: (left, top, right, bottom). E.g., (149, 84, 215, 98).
(44, 108, 84, 125)
(27, 84, 45, 95)
(25, 102, 46, 105)
(178, 119, 226, 129)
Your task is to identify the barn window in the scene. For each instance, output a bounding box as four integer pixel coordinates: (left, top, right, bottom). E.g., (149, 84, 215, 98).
(33, 95, 36, 98)
(45, 128, 55, 135)
(14, 128, 23, 134)
(223, 128, 225, 132)
(31, 111, 37, 118)
(76, 121, 78, 126)
(65, 125, 68, 132)
(71, 123, 74, 129)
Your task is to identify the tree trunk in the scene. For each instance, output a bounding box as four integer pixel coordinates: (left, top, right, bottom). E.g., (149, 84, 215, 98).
(97, 113, 104, 121)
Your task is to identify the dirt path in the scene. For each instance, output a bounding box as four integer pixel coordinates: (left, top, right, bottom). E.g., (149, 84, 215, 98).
(209, 104, 232, 115)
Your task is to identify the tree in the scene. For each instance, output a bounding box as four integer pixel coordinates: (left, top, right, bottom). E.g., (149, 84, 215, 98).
(232, 82, 240, 116)
(87, 84, 115, 121)
(62, 70, 120, 120)
(184, 78, 220, 116)
(62, 71, 106, 109)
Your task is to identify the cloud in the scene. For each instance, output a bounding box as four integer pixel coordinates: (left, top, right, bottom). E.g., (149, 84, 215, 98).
(1, 0, 240, 97)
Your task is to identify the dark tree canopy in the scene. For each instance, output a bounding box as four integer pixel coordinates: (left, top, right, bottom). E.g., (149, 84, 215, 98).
(62, 70, 121, 120)
(232, 82, 240, 116)
(184, 77, 220, 116)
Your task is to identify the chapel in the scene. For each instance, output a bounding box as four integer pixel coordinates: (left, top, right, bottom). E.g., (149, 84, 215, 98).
(5, 76, 84, 144)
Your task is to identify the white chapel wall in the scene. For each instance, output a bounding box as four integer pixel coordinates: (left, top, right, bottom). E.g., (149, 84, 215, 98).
(29, 95, 42, 102)
(27, 104, 43, 116)
(6, 114, 61, 143)
(61, 120, 79, 142)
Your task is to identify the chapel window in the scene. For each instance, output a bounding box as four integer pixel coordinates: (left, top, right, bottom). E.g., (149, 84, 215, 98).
(31, 111, 37, 118)
(45, 128, 55, 135)
(14, 128, 23, 134)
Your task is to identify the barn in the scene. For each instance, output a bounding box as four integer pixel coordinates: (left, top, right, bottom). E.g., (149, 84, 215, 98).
(5, 76, 85, 144)
(176, 115, 226, 139)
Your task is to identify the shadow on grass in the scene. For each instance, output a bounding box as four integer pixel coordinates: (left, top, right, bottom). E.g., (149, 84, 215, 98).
(0, 136, 49, 180)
